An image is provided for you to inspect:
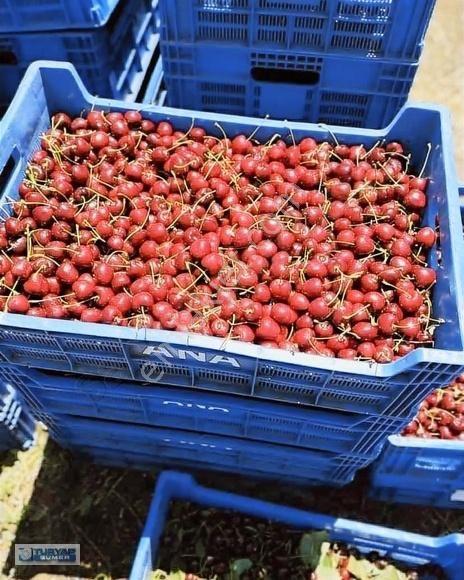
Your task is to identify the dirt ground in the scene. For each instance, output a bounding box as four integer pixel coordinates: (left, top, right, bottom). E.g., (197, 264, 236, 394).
(1, 1, 463, 579)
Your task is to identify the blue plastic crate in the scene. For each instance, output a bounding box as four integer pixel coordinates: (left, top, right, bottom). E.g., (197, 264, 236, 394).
(129, 471, 464, 580)
(46, 413, 376, 486)
(368, 191, 464, 509)
(162, 45, 418, 128)
(369, 435, 464, 509)
(0, 0, 159, 111)
(0, 365, 412, 458)
(159, 0, 436, 61)
(159, 0, 435, 127)
(0, 0, 119, 33)
(1, 62, 464, 419)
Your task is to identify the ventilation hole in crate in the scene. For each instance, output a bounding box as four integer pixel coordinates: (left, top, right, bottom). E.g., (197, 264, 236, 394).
(331, 21, 385, 53)
(292, 16, 325, 48)
(62, 338, 123, 354)
(255, 380, 318, 397)
(72, 354, 127, 370)
(320, 392, 379, 408)
(200, 82, 246, 112)
(200, 0, 248, 9)
(258, 364, 326, 384)
(197, 369, 250, 385)
(336, 0, 392, 21)
(16, 348, 68, 362)
(328, 376, 391, 392)
(320, 91, 369, 104)
(257, 14, 287, 45)
(319, 103, 367, 118)
(137, 361, 191, 378)
(197, 11, 248, 41)
(252, 51, 323, 71)
(249, 414, 302, 430)
(0, 329, 57, 347)
(259, 0, 327, 12)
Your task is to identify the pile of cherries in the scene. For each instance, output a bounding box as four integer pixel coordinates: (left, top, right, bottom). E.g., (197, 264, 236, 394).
(403, 374, 464, 440)
(0, 110, 440, 362)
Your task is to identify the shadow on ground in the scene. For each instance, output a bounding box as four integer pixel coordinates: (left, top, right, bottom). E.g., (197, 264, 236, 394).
(2, 436, 156, 579)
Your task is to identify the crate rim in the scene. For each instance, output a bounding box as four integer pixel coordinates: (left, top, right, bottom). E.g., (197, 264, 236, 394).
(386, 433, 464, 450)
(1, 61, 464, 380)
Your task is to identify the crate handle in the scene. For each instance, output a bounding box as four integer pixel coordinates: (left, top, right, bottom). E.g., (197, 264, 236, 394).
(251, 67, 320, 86)
(0, 50, 18, 65)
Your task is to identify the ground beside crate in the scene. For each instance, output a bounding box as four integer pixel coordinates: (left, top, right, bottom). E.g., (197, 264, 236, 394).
(159, 0, 435, 61)
(0, 0, 159, 111)
(129, 470, 464, 580)
(1, 62, 464, 420)
(0, 0, 119, 32)
(369, 435, 464, 509)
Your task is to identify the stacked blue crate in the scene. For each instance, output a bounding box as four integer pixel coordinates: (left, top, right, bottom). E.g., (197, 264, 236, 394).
(0, 0, 160, 114)
(0, 62, 463, 485)
(129, 471, 464, 580)
(158, 0, 437, 128)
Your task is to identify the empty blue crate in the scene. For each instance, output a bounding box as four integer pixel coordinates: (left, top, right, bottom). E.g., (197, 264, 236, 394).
(0, 365, 411, 459)
(129, 471, 464, 580)
(162, 45, 418, 127)
(42, 414, 377, 486)
(158, 0, 436, 127)
(370, 435, 464, 510)
(159, 0, 436, 61)
(0, 0, 159, 111)
(0, 62, 464, 419)
(0, 0, 118, 33)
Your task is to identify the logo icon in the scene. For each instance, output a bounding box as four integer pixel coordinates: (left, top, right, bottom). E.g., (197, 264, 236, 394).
(17, 547, 32, 562)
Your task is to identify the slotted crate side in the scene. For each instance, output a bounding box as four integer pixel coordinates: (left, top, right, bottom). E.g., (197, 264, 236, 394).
(369, 435, 464, 509)
(130, 471, 464, 580)
(0, 0, 119, 33)
(46, 414, 376, 486)
(0, 381, 36, 451)
(0, 364, 410, 457)
(159, 0, 436, 61)
(161, 44, 418, 128)
(0, 0, 159, 111)
(0, 63, 464, 417)
(0, 326, 461, 417)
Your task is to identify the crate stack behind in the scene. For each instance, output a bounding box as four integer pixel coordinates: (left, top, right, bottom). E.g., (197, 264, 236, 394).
(0, 371, 36, 452)
(158, 0, 436, 128)
(0, 60, 463, 488)
(0, 0, 161, 115)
